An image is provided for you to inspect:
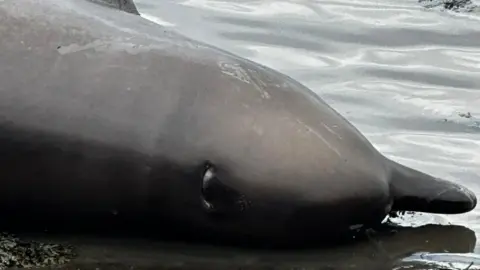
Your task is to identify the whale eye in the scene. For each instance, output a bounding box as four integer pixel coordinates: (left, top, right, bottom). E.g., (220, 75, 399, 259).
(201, 163, 217, 213)
(200, 161, 250, 217)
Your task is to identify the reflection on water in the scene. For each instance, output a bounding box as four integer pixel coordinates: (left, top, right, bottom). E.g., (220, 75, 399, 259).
(134, 0, 480, 268)
(397, 252, 480, 270)
(25, 224, 477, 269)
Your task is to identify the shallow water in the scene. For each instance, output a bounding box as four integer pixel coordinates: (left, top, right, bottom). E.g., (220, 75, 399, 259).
(11, 224, 478, 269)
(109, 0, 480, 268)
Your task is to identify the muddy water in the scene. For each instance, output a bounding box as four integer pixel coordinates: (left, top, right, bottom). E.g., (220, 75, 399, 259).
(80, 0, 480, 269)
(3, 224, 470, 269)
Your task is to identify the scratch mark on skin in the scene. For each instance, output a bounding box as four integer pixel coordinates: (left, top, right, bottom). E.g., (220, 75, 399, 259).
(57, 40, 104, 54)
(218, 61, 271, 99)
(252, 124, 264, 136)
(428, 184, 463, 203)
(219, 61, 250, 84)
(57, 39, 149, 55)
(321, 122, 342, 140)
(296, 119, 341, 157)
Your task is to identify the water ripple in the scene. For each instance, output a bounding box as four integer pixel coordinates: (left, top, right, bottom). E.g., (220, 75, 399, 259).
(181, 0, 318, 17)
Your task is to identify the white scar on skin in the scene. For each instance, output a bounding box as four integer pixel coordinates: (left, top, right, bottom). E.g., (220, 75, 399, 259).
(218, 61, 271, 99)
(321, 122, 342, 139)
(57, 39, 152, 55)
(296, 119, 341, 157)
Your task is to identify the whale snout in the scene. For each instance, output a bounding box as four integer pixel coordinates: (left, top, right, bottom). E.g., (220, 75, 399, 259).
(462, 185, 478, 211)
(389, 159, 478, 215)
(392, 182, 477, 214)
(424, 180, 477, 214)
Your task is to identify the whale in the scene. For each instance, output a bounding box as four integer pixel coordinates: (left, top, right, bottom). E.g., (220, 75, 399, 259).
(0, 0, 476, 247)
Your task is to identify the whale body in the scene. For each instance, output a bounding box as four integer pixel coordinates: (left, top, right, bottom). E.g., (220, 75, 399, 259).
(0, 0, 476, 247)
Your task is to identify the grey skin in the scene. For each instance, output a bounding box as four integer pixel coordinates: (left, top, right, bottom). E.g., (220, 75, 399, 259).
(0, 0, 476, 247)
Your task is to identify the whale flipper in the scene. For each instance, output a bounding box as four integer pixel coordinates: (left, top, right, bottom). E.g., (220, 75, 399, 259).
(388, 159, 477, 214)
(86, 0, 140, 15)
